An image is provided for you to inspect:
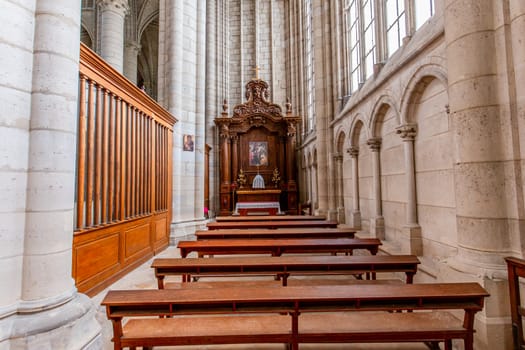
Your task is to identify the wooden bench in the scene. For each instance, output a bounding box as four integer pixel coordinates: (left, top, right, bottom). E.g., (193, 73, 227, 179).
(102, 282, 489, 350)
(152, 254, 420, 286)
(177, 237, 382, 258)
(195, 227, 356, 240)
(505, 256, 525, 349)
(206, 219, 338, 230)
(215, 215, 327, 221)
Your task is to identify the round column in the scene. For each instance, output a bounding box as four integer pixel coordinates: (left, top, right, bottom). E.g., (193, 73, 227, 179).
(13, 0, 101, 348)
(396, 124, 422, 255)
(445, 0, 506, 272)
(0, 0, 35, 318)
(97, 0, 129, 73)
(123, 41, 141, 84)
(396, 125, 418, 224)
(334, 153, 346, 223)
(367, 138, 385, 239)
(232, 135, 239, 181)
(347, 147, 361, 228)
(219, 123, 231, 215)
(23, 0, 81, 307)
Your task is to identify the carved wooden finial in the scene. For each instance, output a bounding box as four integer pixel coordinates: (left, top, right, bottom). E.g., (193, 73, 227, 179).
(253, 66, 260, 80)
(286, 98, 292, 114)
(221, 99, 228, 117)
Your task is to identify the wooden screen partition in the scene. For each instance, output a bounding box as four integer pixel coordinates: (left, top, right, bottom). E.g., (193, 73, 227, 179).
(73, 44, 176, 296)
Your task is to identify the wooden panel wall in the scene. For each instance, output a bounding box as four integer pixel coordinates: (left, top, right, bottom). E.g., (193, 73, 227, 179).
(73, 44, 176, 296)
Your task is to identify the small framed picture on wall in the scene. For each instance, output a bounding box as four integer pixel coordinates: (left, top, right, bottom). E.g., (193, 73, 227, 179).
(183, 134, 194, 152)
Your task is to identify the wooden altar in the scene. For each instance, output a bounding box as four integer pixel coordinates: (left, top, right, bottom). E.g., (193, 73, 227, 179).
(215, 78, 300, 216)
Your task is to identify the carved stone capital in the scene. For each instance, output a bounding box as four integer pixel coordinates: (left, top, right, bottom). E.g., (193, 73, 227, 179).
(333, 153, 343, 162)
(97, 0, 129, 15)
(367, 138, 382, 151)
(346, 147, 359, 158)
(396, 123, 417, 141)
(125, 41, 141, 54)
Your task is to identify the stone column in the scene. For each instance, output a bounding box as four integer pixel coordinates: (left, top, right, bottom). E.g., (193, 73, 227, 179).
(123, 41, 141, 84)
(347, 147, 361, 228)
(97, 0, 129, 73)
(443, 1, 510, 348)
(307, 165, 312, 204)
(205, 0, 218, 216)
(194, 0, 207, 218)
(0, 0, 34, 320)
(157, 0, 167, 106)
(367, 138, 385, 239)
(334, 153, 346, 223)
(311, 1, 334, 217)
(396, 124, 422, 255)
(444, 0, 507, 273)
(4, 0, 101, 348)
(165, 0, 183, 220)
(509, 0, 525, 255)
(313, 161, 318, 211)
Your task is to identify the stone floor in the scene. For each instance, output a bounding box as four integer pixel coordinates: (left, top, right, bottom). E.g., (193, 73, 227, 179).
(92, 246, 437, 350)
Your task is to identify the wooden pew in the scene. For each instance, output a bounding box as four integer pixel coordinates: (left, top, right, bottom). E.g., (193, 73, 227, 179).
(151, 254, 420, 286)
(206, 219, 338, 230)
(102, 282, 489, 350)
(177, 238, 382, 258)
(505, 256, 525, 349)
(215, 215, 327, 222)
(195, 227, 356, 240)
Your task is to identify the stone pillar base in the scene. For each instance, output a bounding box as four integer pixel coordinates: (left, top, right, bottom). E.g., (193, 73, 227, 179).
(170, 219, 209, 245)
(436, 263, 512, 350)
(337, 207, 346, 224)
(1, 294, 101, 349)
(327, 209, 338, 221)
(400, 224, 422, 255)
(351, 211, 361, 229)
(370, 216, 385, 240)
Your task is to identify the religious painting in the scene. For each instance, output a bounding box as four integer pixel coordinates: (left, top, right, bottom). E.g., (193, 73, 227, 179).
(183, 134, 194, 152)
(249, 141, 268, 166)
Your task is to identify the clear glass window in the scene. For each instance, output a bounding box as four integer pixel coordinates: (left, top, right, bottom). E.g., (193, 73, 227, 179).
(385, 0, 406, 57)
(415, 0, 435, 29)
